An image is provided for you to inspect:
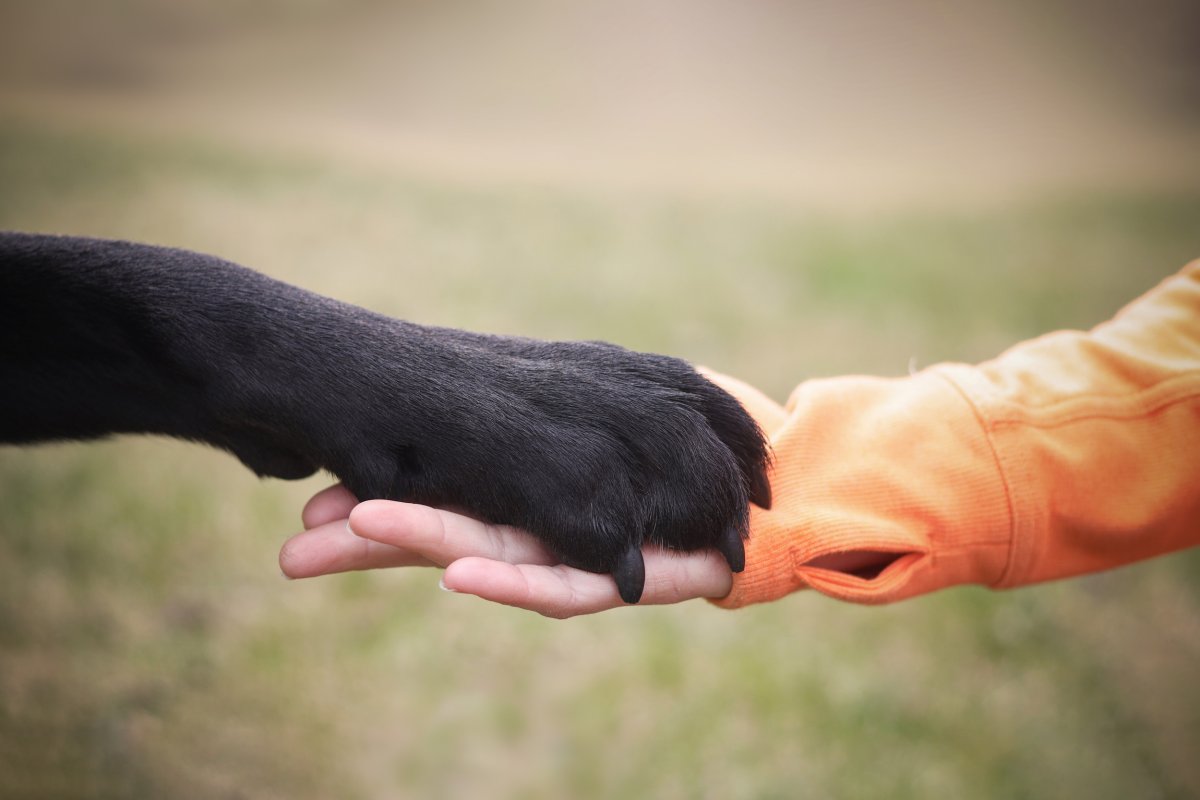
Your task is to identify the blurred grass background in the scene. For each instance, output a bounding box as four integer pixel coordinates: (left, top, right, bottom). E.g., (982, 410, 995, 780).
(1, 1, 1199, 798)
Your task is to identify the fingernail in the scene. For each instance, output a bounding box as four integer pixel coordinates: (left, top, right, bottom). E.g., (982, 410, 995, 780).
(280, 568, 294, 581)
(346, 518, 357, 535)
(438, 577, 457, 593)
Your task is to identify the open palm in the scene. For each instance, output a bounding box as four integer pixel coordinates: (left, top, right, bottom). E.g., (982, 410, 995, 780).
(279, 484, 735, 618)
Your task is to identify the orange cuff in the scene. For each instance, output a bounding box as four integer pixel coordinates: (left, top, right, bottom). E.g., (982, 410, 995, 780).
(707, 260, 1200, 609)
(710, 368, 1013, 608)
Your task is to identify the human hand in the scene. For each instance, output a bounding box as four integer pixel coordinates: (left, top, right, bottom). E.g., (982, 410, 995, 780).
(278, 331, 771, 604)
(279, 484, 737, 618)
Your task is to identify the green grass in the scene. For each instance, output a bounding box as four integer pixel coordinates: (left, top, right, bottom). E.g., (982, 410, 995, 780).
(1, 118, 1198, 799)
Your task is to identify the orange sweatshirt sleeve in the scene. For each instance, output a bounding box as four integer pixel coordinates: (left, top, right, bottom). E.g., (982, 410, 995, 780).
(712, 259, 1200, 608)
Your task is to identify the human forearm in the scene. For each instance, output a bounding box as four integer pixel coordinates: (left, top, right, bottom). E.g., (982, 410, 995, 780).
(714, 260, 1200, 608)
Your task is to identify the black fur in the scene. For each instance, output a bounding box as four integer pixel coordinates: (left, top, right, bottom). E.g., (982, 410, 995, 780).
(0, 232, 771, 603)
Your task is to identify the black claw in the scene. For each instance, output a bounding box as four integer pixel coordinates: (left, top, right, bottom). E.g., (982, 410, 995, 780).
(749, 466, 772, 509)
(717, 526, 746, 573)
(613, 543, 646, 604)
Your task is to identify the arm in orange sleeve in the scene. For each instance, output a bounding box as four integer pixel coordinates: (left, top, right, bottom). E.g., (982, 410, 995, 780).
(712, 259, 1200, 608)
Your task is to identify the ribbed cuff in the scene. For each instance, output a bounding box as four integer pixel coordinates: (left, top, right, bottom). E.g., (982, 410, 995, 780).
(713, 368, 1014, 608)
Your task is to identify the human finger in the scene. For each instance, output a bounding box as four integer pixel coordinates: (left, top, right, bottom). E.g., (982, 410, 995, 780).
(348, 500, 557, 567)
(441, 546, 733, 618)
(697, 367, 789, 439)
(301, 483, 359, 529)
(279, 518, 437, 578)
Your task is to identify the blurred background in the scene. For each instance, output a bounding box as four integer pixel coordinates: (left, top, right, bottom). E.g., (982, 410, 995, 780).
(1, 1, 1198, 797)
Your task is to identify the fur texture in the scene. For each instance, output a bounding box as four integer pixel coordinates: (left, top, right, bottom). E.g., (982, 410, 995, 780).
(0, 232, 771, 602)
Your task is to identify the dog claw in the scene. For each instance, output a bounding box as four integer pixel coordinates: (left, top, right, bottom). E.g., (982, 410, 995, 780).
(749, 467, 772, 509)
(717, 526, 746, 573)
(613, 543, 646, 604)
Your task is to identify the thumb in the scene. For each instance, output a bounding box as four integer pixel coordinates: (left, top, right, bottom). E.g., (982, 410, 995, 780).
(697, 366, 789, 438)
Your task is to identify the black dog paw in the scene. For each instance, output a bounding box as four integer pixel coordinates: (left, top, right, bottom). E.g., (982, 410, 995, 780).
(0, 229, 768, 590)
(316, 334, 772, 604)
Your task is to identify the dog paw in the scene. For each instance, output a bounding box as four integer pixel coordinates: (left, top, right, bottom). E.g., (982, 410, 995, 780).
(327, 336, 771, 604)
